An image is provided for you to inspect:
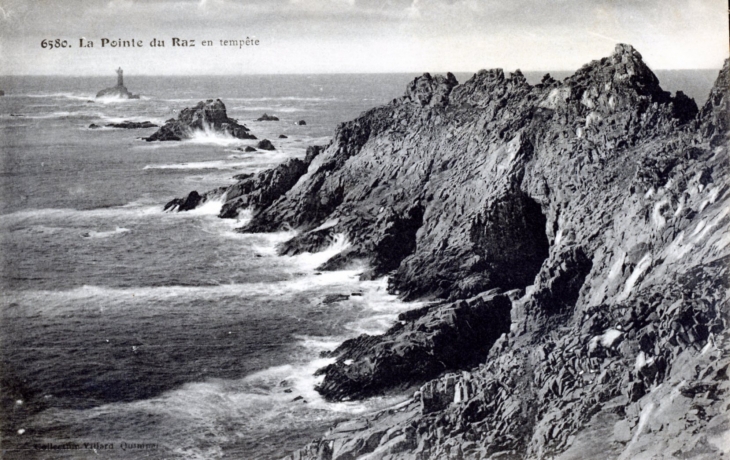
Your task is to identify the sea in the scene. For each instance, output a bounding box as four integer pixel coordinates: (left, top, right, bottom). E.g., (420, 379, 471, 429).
(0, 69, 720, 460)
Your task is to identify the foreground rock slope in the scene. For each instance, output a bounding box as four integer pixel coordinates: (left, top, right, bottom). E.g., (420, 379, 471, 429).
(171, 45, 729, 459)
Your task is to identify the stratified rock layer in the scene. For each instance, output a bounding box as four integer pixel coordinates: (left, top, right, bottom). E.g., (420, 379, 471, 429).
(170, 44, 729, 459)
(145, 99, 256, 141)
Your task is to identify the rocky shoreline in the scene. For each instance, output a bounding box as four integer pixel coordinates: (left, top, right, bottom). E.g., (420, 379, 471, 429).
(166, 44, 729, 459)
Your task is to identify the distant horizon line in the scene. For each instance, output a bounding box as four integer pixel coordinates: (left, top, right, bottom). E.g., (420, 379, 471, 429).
(0, 68, 723, 78)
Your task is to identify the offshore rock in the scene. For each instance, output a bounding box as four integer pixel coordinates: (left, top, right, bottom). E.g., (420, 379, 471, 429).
(106, 120, 158, 129)
(145, 99, 256, 141)
(257, 113, 279, 121)
(96, 67, 140, 99)
(256, 139, 276, 150)
(95, 85, 140, 99)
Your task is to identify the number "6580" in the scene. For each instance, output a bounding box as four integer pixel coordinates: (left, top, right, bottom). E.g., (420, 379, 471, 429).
(41, 39, 69, 49)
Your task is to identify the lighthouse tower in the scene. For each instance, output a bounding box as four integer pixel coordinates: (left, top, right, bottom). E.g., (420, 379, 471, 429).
(116, 67, 123, 87)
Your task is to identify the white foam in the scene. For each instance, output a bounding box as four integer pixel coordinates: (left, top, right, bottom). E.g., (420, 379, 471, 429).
(288, 233, 352, 271)
(25, 92, 94, 101)
(187, 127, 248, 147)
(143, 160, 252, 170)
(0, 204, 161, 225)
(232, 106, 304, 113)
(186, 195, 226, 216)
(80, 227, 130, 239)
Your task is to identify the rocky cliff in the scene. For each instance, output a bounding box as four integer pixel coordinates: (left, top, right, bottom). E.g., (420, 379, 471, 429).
(169, 44, 729, 459)
(145, 99, 256, 141)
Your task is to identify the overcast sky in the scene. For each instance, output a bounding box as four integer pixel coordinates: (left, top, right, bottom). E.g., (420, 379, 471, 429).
(0, 0, 727, 75)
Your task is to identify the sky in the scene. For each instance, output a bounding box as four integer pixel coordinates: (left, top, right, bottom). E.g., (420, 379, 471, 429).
(0, 0, 727, 75)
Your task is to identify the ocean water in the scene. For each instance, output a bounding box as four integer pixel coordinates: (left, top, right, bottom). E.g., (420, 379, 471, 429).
(0, 69, 719, 460)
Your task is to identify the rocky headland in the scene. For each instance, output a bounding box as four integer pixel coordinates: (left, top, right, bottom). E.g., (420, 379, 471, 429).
(167, 44, 729, 459)
(145, 99, 256, 141)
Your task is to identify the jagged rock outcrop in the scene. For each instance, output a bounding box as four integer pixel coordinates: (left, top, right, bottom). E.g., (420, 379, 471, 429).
(169, 44, 729, 459)
(163, 187, 227, 212)
(315, 290, 512, 401)
(145, 99, 256, 141)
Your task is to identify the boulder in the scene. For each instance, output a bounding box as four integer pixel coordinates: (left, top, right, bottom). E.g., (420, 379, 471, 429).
(295, 120, 307, 125)
(256, 139, 276, 150)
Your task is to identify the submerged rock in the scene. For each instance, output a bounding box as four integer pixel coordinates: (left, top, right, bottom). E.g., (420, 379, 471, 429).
(295, 120, 306, 125)
(145, 99, 256, 141)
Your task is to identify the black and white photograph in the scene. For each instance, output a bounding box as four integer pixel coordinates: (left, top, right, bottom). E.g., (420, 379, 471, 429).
(0, 1, 728, 459)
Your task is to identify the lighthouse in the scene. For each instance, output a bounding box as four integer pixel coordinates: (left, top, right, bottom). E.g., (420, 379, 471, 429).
(116, 67, 123, 87)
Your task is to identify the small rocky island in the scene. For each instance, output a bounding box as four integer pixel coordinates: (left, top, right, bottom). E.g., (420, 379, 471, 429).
(96, 67, 140, 99)
(145, 99, 257, 141)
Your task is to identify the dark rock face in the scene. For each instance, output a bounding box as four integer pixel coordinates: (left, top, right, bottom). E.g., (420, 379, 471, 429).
(315, 291, 512, 401)
(145, 99, 256, 141)
(279, 134, 288, 138)
(88, 123, 101, 129)
(106, 121, 158, 129)
(295, 120, 307, 125)
(256, 139, 276, 150)
(0, 90, 5, 96)
(221, 145, 323, 218)
(164, 191, 202, 212)
(257, 113, 279, 121)
(163, 188, 226, 212)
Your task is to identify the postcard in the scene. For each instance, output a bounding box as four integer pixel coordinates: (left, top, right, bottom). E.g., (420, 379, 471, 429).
(1, 1, 728, 459)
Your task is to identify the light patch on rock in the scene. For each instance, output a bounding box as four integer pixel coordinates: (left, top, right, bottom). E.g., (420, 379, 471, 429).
(540, 87, 571, 110)
(616, 253, 651, 302)
(634, 351, 655, 372)
(585, 111, 602, 128)
(652, 199, 670, 228)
